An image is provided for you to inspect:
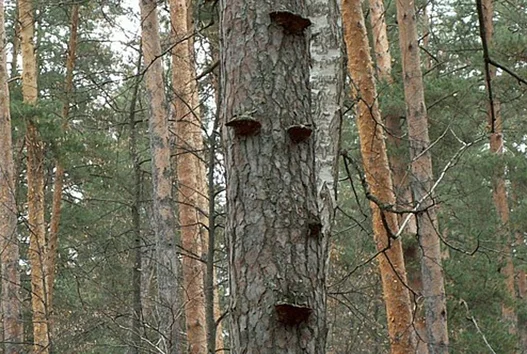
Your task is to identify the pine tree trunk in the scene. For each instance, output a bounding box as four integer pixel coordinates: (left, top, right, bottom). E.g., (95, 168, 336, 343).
(481, 0, 517, 335)
(20, 0, 50, 352)
(139, 1, 180, 353)
(341, 1, 417, 352)
(221, 0, 326, 351)
(367, 0, 392, 82)
(46, 7, 79, 347)
(395, 0, 449, 352)
(0, 0, 23, 351)
(170, 0, 208, 352)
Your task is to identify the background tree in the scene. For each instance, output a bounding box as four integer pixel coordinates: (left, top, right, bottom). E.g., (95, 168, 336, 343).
(1, 0, 23, 351)
(140, 0, 180, 353)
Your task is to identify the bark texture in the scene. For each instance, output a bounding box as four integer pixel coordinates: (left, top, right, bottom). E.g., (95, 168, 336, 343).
(308, 0, 342, 258)
(170, 0, 208, 352)
(341, 1, 417, 352)
(0, 0, 23, 351)
(481, 0, 517, 334)
(20, 0, 50, 352)
(140, 1, 180, 353)
(367, 0, 392, 82)
(395, 0, 449, 352)
(221, 0, 326, 352)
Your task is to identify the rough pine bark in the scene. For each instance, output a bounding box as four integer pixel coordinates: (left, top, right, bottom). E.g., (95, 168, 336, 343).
(20, 0, 50, 352)
(221, 0, 326, 351)
(169, 0, 207, 352)
(395, 0, 449, 352)
(0, 0, 23, 351)
(480, 0, 517, 335)
(140, 1, 180, 353)
(341, 1, 417, 352)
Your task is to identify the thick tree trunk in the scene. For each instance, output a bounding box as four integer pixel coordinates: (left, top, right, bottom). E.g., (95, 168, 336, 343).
(0, 0, 23, 351)
(20, 0, 51, 353)
(480, 0, 517, 335)
(341, 1, 417, 353)
(170, 0, 207, 352)
(395, 0, 449, 352)
(139, 1, 180, 353)
(221, 0, 326, 352)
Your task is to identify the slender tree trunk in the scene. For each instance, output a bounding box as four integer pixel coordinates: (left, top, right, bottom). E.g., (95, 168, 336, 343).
(170, 0, 207, 352)
(367, 0, 392, 82)
(395, 0, 449, 352)
(127, 52, 144, 354)
(221, 0, 327, 351)
(11, 0, 20, 78)
(480, 0, 517, 335)
(20, 0, 50, 353)
(308, 0, 342, 258)
(0, 0, 23, 351)
(342, 1, 417, 353)
(308, 2, 342, 353)
(140, 1, 180, 353)
(205, 41, 224, 354)
(45, 7, 80, 349)
(385, 115, 429, 354)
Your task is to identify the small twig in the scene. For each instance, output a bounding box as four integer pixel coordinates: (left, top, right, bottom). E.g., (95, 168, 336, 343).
(460, 299, 497, 354)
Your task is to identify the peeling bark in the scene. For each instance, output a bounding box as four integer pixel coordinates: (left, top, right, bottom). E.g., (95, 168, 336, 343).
(140, 1, 180, 353)
(341, 1, 417, 352)
(221, 0, 327, 351)
(170, 0, 208, 351)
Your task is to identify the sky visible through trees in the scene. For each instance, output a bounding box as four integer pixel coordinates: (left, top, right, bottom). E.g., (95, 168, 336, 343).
(0, 0, 526, 353)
